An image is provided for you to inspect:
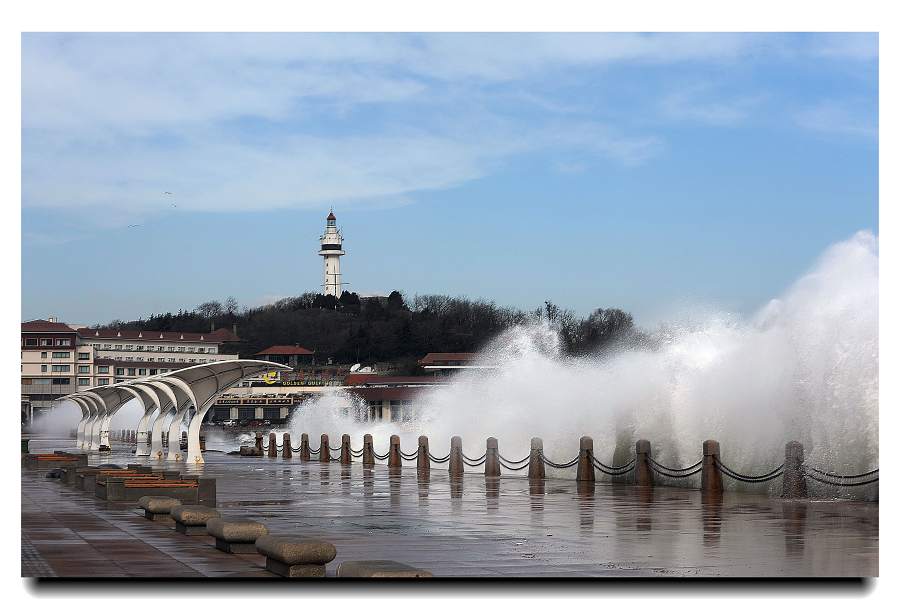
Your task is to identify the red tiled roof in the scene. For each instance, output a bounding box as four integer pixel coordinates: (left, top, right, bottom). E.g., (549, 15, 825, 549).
(255, 345, 315, 356)
(21, 319, 77, 333)
(78, 327, 239, 343)
(417, 352, 476, 365)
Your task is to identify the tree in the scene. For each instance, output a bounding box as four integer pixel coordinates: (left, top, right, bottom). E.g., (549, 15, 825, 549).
(196, 300, 223, 318)
(387, 290, 407, 311)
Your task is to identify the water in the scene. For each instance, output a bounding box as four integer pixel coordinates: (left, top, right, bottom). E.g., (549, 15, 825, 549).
(287, 231, 878, 496)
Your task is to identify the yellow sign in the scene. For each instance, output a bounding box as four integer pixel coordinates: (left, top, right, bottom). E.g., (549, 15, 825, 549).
(262, 371, 279, 385)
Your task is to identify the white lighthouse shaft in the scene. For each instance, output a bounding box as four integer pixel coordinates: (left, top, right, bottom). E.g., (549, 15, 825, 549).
(318, 212, 345, 297)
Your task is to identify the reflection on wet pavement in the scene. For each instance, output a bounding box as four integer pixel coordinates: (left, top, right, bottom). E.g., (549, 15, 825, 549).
(23, 439, 878, 577)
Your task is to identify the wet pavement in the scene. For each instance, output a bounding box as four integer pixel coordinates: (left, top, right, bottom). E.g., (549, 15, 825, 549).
(22, 438, 878, 578)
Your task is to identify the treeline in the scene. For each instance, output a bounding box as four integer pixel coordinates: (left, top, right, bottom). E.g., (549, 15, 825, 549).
(100, 292, 641, 368)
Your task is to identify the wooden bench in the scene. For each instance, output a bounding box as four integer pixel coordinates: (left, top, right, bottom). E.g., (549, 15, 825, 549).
(78, 468, 152, 492)
(24, 453, 88, 470)
(95, 473, 165, 500)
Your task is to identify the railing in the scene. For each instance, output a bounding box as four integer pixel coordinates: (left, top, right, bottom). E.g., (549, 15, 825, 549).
(251, 432, 878, 499)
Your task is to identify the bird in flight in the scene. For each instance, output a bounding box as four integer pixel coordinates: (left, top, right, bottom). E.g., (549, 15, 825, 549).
(163, 191, 173, 195)
(127, 224, 142, 228)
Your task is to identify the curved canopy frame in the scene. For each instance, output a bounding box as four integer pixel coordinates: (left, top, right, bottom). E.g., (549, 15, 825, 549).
(55, 359, 289, 463)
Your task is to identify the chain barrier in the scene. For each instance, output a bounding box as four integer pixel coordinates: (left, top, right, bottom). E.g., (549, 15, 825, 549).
(350, 449, 364, 457)
(648, 458, 703, 474)
(803, 466, 879, 487)
(464, 457, 487, 467)
(540, 454, 579, 469)
(592, 456, 636, 476)
(647, 460, 702, 478)
(498, 454, 530, 466)
(428, 452, 451, 463)
(308, 447, 321, 455)
(373, 451, 389, 460)
(291, 446, 302, 452)
(400, 449, 419, 460)
(499, 460, 530, 471)
(714, 458, 784, 483)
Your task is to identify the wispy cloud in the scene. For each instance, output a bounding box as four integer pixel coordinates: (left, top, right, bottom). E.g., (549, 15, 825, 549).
(21, 33, 877, 227)
(795, 100, 878, 137)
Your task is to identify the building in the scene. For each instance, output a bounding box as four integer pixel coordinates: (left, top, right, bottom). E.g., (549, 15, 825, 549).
(253, 345, 316, 369)
(344, 375, 447, 422)
(21, 318, 240, 422)
(418, 352, 494, 376)
(318, 210, 345, 297)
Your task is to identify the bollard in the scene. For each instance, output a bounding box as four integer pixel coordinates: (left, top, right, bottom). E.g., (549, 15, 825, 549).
(576, 436, 595, 483)
(300, 433, 310, 461)
(341, 434, 351, 465)
(635, 439, 653, 487)
(782, 441, 808, 499)
(319, 434, 330, 463)
(527, 437, 545, 480)
(388, 435, 401, 469)
(255, 432, 263, 452)
(362, 434, 375, 467)
(701, 440, 723, 495)
(417, 436, 430, 479)
(485, 437, 500, 477)
(268, 433, 277, 458)
(449, 436, 463, 478)
(282, 433, 292, 458)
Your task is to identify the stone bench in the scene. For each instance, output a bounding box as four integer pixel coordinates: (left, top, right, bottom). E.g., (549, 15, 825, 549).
(63, 464, 121, 486)
(239, 446, 263, 457)
(206, 518, 268, 554)
(138, 495, 182, 522)
(171, 505, 221, 535)
(255, 534, 337, 578)
(97, 477, 216, 504)
(24, 453, 88, 469)
(336, 561, 433, 578)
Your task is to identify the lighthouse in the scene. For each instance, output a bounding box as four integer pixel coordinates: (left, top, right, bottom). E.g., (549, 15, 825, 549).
(318, 210, 345, 297)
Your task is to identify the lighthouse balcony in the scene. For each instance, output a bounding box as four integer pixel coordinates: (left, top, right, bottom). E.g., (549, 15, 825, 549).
(318, 248, 345, 255)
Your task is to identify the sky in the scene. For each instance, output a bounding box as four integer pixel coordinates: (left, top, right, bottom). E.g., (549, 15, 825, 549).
(21, 33, 878, 328)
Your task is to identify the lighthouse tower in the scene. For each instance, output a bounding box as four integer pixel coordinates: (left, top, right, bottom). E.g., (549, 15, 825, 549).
(318, 210, 345, 297)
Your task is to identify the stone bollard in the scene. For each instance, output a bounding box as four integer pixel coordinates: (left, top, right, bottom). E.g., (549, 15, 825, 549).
(268, 433, 277, 458)
(282, 433, 292, 458)
(485, 437, 500, 477)
(417, 436, 430, 479)
(255, 432, 263, 452)
(701, 440, 723, 495)
(319, 434, 330, 463)
(576, 436, 595, 483)
(449, 436, 463, 478)
(341, 434, 351, 465)
(362, 434, 375, 467)
(528, 437, 545, 480)
(782, 441, 808, 499)
(388, 435, 401, 469)
(635, 439, 653, 487)
(300, 433, 310, 461)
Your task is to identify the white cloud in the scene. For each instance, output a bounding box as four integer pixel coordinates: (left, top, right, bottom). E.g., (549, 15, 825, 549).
(795, 100, 877, 137)
(660, 84, 766, 126)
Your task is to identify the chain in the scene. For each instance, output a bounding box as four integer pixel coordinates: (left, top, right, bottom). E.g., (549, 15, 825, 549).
(592, 456, 636, 476)
(803, 465, 879, 487)
(714, 458, 784, 483)
(498, 454, 530, 465)
(648, 457, 703, 473)
(499, 460, 530, 471)
(540, 454, 579, 469)
(428, 452, 451, 463)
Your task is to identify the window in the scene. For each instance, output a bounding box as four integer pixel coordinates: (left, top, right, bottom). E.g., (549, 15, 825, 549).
(197, 347, 206, 353)
(125, 356, 133, 361)
(115, 367, 125, 375)
(178, 346, 185, 352)
(168, 358, 175, 362)
(55, 338, 71, 346)
(33, 378, 50, 385)
(138, 368, 146, 376)
(208, 348, 217, 354)
(167, 346, 175, 352)
(103, 344, 111, 349)
(149, 369, 158, 375)
(125, 345, 133, 350)
(135, 345, 144, 351)
(25, 338, 38, 346)
(41, 352, 47, 359)
(127, 368, 136, 376)
(92, 343, 100, 348)
(78, 365, 90, 373)
(97, 378, 110, 386)
(51, 352, 69, 358)
(78, 378, 90, 386)
(115, 345, 122, 350)
(52, 378, 70, 385)
(40, 365, 47, 372)
(51, 364, 70, 372)
(189, 358, 195, 363)
(148, 357, 155, 362)
(157, 346, 164, 351)
(78, 352, 90, 360)
(39, 338, 52, 346)
(98, 366, 109, 373)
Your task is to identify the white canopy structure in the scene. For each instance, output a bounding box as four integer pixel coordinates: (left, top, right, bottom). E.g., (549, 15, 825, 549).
(55, 359, 290, 464)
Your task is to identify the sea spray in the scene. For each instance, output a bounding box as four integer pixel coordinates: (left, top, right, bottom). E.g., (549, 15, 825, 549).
(287, 231, 878, 494)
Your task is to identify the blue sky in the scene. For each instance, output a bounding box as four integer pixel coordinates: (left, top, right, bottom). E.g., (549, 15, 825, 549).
(21, 33, 878, 327)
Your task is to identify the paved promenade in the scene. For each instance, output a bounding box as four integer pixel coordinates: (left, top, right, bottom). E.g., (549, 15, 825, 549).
(22, 438, 878, 578)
